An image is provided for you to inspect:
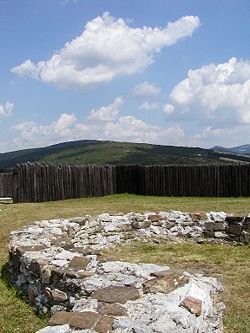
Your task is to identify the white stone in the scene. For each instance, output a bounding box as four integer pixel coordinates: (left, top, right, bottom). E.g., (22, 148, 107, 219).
(36, 325, 71, 333)
(54, 250, 76, 260)
(48, 227, 63, 235)
(150, 225, 161, 234)
(51, 259, 68, 267)
(72, 298, 99, 312)
(83, 275, 112, 293)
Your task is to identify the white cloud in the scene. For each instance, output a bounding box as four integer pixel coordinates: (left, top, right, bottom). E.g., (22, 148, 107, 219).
(61, 0, 78, 5)
(12, 97, 185, 148)
(97, 116, 184, 144)
(133, 81, 161, 98)
(11, 13, 200, 88)
(191, 125, 250, 148)
(0, 142, 7, 153)
(169, 57, 250, 126)
(0, 101, 14, 117)
(13, 113, 76, 147)
(54, 113, 76, 135)
(163, 103, 175, 115)
(88, 96, 124, 122)
(139, 101, 161, 111)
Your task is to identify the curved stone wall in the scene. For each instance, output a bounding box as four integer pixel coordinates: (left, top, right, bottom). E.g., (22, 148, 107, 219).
(8, 210, 248, 333)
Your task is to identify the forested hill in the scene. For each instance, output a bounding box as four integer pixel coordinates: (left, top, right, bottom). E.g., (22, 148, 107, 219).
(1, 140, 250, 170)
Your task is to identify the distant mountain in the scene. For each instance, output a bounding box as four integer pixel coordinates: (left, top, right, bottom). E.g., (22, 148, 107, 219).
(212, 144, 250, 156)
(1, 140, 250, 170)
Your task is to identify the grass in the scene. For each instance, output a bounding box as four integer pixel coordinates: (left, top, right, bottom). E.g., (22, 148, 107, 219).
(0, 193, 249, 332)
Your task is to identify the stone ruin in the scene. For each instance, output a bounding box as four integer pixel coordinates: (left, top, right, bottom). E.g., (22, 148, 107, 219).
(8, 211, 250, 332)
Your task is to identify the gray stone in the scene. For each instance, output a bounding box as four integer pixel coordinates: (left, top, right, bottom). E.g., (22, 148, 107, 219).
(49, 311, 113, 332)
(36, 324, 71, 333)
(99, 303, 128, 316)
(91, 286, 140, 304)
(143, 271, 189, 294)
(203, 221, 225, 231)
(68, 257, 90, 269)
(45, 288, 68, 302)
(131, 220, 151, 229)
(179, 296, 202, 316)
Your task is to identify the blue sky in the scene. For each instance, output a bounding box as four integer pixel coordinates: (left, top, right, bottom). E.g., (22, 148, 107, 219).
(1, 0, 250, 152)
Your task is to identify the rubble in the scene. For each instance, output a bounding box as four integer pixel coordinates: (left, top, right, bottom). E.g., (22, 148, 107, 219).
(8, 210, 246, 332)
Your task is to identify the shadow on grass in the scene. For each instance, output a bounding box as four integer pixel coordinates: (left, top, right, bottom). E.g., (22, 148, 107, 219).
(1, 261, 16, 289)
(0, 261, 48, 320)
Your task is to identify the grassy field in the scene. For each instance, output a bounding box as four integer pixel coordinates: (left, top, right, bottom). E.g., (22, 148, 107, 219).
(0, 194, 249, 333)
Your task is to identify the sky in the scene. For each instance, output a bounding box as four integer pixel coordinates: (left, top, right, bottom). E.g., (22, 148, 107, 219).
(1, 0, 250, 153)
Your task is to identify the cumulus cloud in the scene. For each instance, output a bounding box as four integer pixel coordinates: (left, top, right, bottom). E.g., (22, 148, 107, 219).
(12, 97, 185, 148)
(191, 125, 250, 148)
(139, 101, 161, 111)
(133, 81, 161, 98)
(13, 113, 76, 147)
(88, 96, 124, 122)
(11, 12, 200, 88)
(169, 57, 250, 126)
(139, 102, 175, 114)
(0, 101, 14, 117)
(163, 103, 175, 115)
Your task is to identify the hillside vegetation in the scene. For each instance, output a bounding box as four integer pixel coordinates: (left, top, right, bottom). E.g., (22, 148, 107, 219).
(1, 140, 250, 170)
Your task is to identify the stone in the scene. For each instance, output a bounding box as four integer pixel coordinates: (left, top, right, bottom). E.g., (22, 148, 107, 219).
(179, 296, 202, 317)
(68, 256, 90, 269)
(240, 230, 250, 244)
(29, 259, 48, 277)
(45, 288, 68, 302)
(225, 223, 242, 235)
(93, 314, 114, 332)
(190, 212, 207, 222)
(214, 231, 228, 239)
(99, 303, 128, 317)
(55, 251, 75, 261)
(51, 305, 67, 316)
(50, 267, 66, 285)
(209, 212, 227, 221)
(49, 311, 72, 326)
(243, 217, 250, 231)
(65, 270, 94, 279)
(226, 214, 245, 223)
(203, 221, 225, 231)
(51, 260, 68, 268)
(36, 324, 71, 333)
(72, 247, 102, 255)
(150, 270, 172, 278)
(147, 214, 161, 222)
(16, 245, 48, 256)
(67, 311, 99, 329)
(91, 286, 140, 304)
(131, 220, 151, 229)
(72, 298, 98, 312)
(41, 265, 53, 284)
(69, 217, 88, 226)
(49, 311, 113, 332)
(164, 221, 176, 229)
(143, 271, 189, 294)
(28, 284, 39, 303)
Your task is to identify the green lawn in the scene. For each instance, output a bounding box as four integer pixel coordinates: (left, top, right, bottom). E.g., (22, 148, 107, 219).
(0, 194, 249, 333)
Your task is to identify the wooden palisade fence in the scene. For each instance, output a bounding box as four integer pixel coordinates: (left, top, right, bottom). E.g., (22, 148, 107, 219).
(0, 162, 249, 202)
